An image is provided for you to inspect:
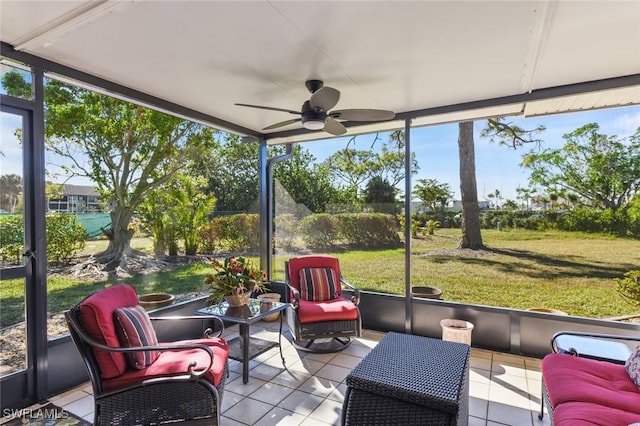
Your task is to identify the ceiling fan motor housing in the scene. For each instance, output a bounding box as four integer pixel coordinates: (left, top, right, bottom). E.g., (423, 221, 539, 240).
(301, 100, 327, 129)
(305, 79, 324, 94)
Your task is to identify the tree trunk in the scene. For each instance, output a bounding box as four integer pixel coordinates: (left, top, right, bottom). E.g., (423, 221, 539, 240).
(102, 207, 135, 263)
(152, 224, 166, 256)
(457, 121, 484, 249)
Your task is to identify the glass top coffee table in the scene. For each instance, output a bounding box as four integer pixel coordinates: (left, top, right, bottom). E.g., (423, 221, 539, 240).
(196, 297, 289, 383)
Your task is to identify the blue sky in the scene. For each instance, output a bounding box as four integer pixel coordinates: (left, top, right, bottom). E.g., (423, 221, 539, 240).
(303, 105, 640, 201)
(2, 105, 639, 202)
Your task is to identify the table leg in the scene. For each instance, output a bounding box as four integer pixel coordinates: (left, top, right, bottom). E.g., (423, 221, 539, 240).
(239, 323, 249, 384)
(538, 382, 545, 420)
(279, 311, 286, 366)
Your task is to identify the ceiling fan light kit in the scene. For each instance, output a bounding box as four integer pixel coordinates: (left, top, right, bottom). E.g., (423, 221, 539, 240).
(302, 119, 326, 130)
(236, 80, 395, 136)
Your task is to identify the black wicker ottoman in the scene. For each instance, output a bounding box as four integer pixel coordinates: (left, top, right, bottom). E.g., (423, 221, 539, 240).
(341, 332, 470, 426)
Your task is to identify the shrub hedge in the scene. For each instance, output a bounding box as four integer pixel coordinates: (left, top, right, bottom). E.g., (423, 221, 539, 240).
(299, 213, 339, 248)
(415, 208, 640, 238)
(201, 213, 260, 252)
(0, 213, 87, 264)
(335, 213, 400, 247)
(297, 213, 400, 248)
(0, 214, 23, 263)
(274, 213, 298, 248)
(46, 212, 88, 263)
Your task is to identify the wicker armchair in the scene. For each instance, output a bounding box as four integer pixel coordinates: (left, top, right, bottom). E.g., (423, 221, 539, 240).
(285, 255, 362, 353)
(65, 284, 228, 425)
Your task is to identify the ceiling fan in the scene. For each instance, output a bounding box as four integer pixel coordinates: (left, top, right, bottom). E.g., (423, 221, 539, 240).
(235, 80, 395, 136)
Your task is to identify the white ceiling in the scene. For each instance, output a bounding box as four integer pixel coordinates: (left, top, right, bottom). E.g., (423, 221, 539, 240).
(1, 0, 639, 144)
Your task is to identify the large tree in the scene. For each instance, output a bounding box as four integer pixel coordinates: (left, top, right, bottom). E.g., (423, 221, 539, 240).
(199, 133, 260, 213)
(457, 118, 545, 249)
(324, 148, 376, 200)
(522, 123, 640, 211)
(2, 72, 216, 269)
(376, 130, 418, 186)
(363, 175, 398, 214)
(167, 175, 216, 255)
(0, 174, 22, 213)
(412, 178, 453, 213)
(457, 122, 484, 249)
(323, 132, 418, 201)
(272, 144, 337, 213)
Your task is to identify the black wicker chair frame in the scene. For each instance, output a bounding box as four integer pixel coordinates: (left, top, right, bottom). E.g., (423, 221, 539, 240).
(285, 259, 362, 353)
(65, 306, 228, 426)
(539, 330, 640, 423)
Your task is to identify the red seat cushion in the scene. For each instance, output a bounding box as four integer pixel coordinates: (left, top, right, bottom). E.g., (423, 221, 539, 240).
(542, 353, 640, 416)
(79, 284, 139, 378)
(554, 401, 640, 426)
(102, 337, 229, 391)
(298, 297, 359, 323)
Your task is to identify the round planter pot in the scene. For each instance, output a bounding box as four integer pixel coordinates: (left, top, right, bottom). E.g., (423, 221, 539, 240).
(440, 319, 474, 345)
(224, 292, 250, 307)
(411, 286, 443, 299)
(258, 293, 282, 321)
(138, 293, 175, 311)
(527, 307, 568, 315)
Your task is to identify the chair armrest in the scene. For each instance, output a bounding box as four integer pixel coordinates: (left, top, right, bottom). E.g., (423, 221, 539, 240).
(341, 278, 360, 306)
(150, 315, 225, 338)
(65, 310, 216, 379)
(552, 330, 640, 348)
(285, 283, 301, 309)
(551, 330, 638, 363)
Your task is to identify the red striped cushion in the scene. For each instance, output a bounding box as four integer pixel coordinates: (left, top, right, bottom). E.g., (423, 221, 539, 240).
(299, 267, 339, 301)
(114, 306, 160, 369)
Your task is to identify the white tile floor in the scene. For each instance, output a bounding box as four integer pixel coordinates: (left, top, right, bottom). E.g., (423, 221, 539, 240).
(3, 322, 553, 425)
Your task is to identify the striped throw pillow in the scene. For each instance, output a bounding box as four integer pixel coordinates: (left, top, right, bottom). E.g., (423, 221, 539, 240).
(299, 267, 339, 301)
(114, 305, 160, 369)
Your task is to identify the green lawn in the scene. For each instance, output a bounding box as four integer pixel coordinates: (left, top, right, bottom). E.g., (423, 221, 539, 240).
(406, 229, 639, 317)
(1, 229, 639, 328)
(274, 229, 640, 318)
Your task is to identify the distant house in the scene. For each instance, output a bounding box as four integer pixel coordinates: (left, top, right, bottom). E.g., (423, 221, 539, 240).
(448, 200, 491, 212)
(48, 184, 103, 213)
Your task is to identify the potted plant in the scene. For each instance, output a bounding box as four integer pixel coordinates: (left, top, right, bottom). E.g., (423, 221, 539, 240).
(202, 256, 267, 306)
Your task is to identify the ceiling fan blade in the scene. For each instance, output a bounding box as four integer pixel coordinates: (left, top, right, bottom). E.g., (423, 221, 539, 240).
(330, 109, 395, 121)
(263, 118, 300, 130)
(309, 87, 340, 112)
(323, 117, 347, 135)
(235, 103, 300, 115)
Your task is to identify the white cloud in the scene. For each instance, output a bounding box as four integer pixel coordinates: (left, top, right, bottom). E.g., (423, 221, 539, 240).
(1, 113, 23, 177)
(613, 109, 640, 136)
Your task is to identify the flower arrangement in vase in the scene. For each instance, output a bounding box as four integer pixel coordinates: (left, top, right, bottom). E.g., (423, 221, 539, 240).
(203, 256, 267, 306)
